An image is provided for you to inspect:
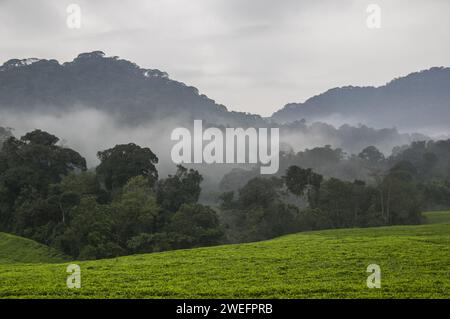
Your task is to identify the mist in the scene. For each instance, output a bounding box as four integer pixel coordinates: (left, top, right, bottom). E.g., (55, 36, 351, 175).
(0, 105, 431, 197)
(0, 107, 181, 174)
(0, 107, 257, 195)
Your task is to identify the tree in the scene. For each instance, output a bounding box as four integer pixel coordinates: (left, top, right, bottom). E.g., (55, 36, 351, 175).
(59, 171, 101, 196)
(21, 130, 59, 146)
(126, 232, 173, 254)
(358, 146, 385, 163)
(170, 203, 223, 249)
(220, 177, 300, 242)
(156, 165, 203, 213)
(0, 130, 86, 191)
(284, 166, 323, 207)
(13, 188, 62, 244)
(55, 196, 123, 259)
(111, 176, 161, 247)
(0, 126, 12, 150)
(378, 163, 423, 225)
(238, 177, 283, 209)
(0, 130, 86, 231)
(315, 178, 356, 228)
(96, 143, 158, 192)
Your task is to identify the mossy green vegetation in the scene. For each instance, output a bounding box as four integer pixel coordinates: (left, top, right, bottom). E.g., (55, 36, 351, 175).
(0, 211, 448, 298)
(0, 233, 68, 264)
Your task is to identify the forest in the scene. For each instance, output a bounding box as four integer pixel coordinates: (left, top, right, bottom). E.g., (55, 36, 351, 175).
(0, 128, 449, 259)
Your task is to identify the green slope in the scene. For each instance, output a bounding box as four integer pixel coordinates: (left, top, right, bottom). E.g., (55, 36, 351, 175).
(0, 233, 68, 264)
(0, 212, 449, 298)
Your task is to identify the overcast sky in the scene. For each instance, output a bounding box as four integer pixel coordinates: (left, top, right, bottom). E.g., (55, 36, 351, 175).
(1, 0, 449, 116)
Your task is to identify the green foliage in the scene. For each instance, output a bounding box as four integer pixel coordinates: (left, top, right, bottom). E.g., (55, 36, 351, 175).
(0, 128, 445, 263)
(59, 171, 101, 196)
(358, 146, 385, 163)
(282, 163, 424, 229)
(391, 140, 450, 182)
(0, 130, 86, 233)
(156, 165, 203, 213)
(219, 145, 369, 193)
(422, 179, 450, 209)
(3, 130, 86, 187)
(112, 176, 161, 248)
(379, 172, 423, 225)
(0, 211, 448, 298)
(284, 166, 322, 207)
(96, 143, 158, 192)
(0, 130, 225, 260)
(238, 177, 283, 208)
(0, 232, 68, 263)
(55, 196, 123, 259)
(126, 232, 173, 254)
(170, 203, 224, 249)
(315, 178, 378, 228)
(221, 177, 300, 242)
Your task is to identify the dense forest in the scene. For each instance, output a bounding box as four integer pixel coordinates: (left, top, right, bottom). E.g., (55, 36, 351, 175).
(272, 67, 450, 132)
(0, 128, 449, 259)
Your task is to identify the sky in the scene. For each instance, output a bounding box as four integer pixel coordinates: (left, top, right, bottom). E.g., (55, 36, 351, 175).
(1, 0, 449, 116)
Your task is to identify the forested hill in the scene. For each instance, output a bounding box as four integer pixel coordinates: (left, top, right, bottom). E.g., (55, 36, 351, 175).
(0, 51, 263, 126)
(0, 52, 436, 156)
(3, 52, 449, 134)
(271, 67, 450, 132)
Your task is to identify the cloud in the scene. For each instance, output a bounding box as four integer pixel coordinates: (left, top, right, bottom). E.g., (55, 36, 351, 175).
(0, 108, 176, 169)
(0, 0, 449, 116)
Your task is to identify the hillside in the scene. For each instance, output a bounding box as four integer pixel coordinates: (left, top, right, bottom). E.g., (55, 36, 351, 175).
(0, 52, 434, 161)
(2, 51, 449, 134)
(0, 211, 448, 298)
(0, 233, 68, 264)
(0, 51, 263, 127)
(272, 67, 450, 132)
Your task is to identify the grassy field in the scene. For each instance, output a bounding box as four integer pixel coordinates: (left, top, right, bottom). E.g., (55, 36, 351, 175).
(0, 232, 68, 264)
(0, 211, 448, 298)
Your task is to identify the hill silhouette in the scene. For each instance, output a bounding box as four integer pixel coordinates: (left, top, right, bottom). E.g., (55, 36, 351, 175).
(272, 67, 450, 133)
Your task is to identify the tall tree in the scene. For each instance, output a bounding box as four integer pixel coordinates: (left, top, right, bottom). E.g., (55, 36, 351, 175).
(156, 165, 203, 213)
(0, 130, 86, 231)
(96, 143, 158, 192)
(284, 166, 323, 207)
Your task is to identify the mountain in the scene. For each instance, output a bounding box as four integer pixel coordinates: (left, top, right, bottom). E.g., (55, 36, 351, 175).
(271, 67, 450, 134)
(2, 52, 448, 134)
(0, 51, 263, 126)
(0, 51, 432, 162)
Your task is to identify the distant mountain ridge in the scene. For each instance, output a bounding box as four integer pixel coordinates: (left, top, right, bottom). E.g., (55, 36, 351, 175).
(0, 51, 436, 158)
(271, 67, 450, 133)
(0, 51, 263, 126)
(2, 51, 448, 133)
